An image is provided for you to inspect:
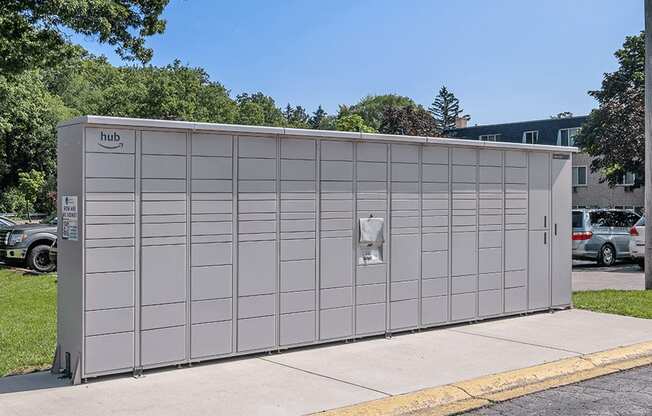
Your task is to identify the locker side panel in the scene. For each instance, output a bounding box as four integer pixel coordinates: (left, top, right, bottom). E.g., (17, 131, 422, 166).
(57, 123, 85, 375)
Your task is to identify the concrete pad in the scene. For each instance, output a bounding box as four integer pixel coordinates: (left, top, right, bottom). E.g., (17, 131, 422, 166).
(453, 309, 652, 354)
(1, 310, 651, 416)
(0, 357, 383, 416)
(265, 329, 574, 395)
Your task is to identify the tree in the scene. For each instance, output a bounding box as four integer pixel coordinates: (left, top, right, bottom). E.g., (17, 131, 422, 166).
(283, 104, 310, 128)
(0, 187, 27, 216)
(0, 1, 170, 75)
(235, 92, 284, 126)
(46, 57, 239, 123)
(429, 86, 469, 132)
(17, 169, 46, 220)
(343, 94, 415, 131)
(574, 33, 644, 186)
(379, 105, 440, 137)
(0, 70, 72, 192)
(309, 105, 328, 129)
(335, 114, 376, 133)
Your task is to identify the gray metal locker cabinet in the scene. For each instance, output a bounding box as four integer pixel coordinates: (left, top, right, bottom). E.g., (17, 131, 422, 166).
(140, 130, 188, 368)
(450, 148, 478, 321)
(421, 145, 450, 325)
(504, 151, 528, 313)
(190, 132, 234, 359)
(56, 116, 576, 383)
(279, 137, 317, 346)
(551, 154, 572, 306)
(528, 153, 551, 311)
(319, 140, 354, 340)
(389, 144, 420, 330)
(355, 141, 388, 336)
(237, 136, 278, 351)
(477, 149, 503, 317)
(84, 127, 137, 376)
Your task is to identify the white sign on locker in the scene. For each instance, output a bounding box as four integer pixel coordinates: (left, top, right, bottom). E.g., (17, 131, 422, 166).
(62, 195, 78, 241)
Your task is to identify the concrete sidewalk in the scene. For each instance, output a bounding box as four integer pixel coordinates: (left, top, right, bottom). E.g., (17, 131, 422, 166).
(1, 309, 651, 416)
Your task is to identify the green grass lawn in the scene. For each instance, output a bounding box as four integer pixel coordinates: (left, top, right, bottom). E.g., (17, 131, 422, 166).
(0, 266, 56, 376)
(573, 290, 652, 319)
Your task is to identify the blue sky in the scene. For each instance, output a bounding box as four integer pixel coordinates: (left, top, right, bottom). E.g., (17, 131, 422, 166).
(72, 0, 643, 125)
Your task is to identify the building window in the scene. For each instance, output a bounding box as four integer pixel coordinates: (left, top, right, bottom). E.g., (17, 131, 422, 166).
(522, 130, 539, 144)
(558, 127, 580, 146)
(616, 172, 636, 186)
(479, 134, 500, 141)
(572, 166, 587, 186)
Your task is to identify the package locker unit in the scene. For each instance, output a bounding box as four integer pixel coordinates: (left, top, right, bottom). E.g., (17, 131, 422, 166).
(55, 116, 575, 383)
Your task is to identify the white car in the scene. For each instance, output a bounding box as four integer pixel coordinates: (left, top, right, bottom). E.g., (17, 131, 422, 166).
(629, 216, 645, 269)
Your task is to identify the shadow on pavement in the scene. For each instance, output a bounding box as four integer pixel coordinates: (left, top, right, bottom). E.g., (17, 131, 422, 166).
(0, 372, 69, 394)
(572, 261, 641, 274)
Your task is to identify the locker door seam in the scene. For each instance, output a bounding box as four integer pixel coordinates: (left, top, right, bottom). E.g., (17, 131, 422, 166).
(185, 131, 191, 362)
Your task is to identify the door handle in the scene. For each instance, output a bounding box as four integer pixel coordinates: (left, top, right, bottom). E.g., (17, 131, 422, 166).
(554, 223, 557, 236)
(544, 232, 547, 245)
(544, 216, 547, 228)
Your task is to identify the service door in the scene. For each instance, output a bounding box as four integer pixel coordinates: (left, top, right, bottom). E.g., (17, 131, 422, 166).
(528, 153, 550, 310)
(551, 154, 572, 306)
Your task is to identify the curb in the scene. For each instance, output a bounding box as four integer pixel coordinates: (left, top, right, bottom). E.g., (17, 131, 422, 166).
(314, 341, 652, 416)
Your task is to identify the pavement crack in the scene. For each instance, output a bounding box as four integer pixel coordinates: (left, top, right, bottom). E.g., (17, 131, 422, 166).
(448, 329, 583, 355)
(258, 357, 392, 397)
(451, 384, 498, 405)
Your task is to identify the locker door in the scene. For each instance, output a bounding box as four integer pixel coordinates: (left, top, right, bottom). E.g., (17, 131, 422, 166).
(528, 230, 550, 309)
(528, 152, 551, 310)
(551, 154, 572, 306)
(528, 153, 550, 230)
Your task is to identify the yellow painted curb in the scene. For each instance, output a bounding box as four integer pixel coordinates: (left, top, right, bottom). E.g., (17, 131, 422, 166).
(315, 341, 652, 416)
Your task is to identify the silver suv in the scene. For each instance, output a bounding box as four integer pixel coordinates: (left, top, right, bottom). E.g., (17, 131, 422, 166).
(572, 209, 640, 266)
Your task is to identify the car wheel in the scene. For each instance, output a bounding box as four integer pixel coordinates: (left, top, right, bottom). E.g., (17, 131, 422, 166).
(598, 244, 616, 267)
(27, 244, 56, 273)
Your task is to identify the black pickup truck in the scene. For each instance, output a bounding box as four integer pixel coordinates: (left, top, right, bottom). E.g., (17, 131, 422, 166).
(0, 216, 57, 272)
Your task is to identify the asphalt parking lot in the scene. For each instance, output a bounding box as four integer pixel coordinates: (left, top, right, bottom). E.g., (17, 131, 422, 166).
(465, 364, 652, 416)
(572, 260, 646, 291)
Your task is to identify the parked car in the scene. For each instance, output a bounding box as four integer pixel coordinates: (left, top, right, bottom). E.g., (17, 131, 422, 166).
(572, 209, 640, 266)
(0, 216, 16, 228)
(629, 216, 645, 270)
(49, 238, 57, 267)
(0, 216, 57, 272)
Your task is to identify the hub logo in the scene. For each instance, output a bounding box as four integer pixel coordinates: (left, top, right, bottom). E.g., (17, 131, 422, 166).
(98, 131, 124, 150)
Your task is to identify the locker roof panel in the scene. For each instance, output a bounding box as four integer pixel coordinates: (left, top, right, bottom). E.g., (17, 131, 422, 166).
(59, 116, 578, 153)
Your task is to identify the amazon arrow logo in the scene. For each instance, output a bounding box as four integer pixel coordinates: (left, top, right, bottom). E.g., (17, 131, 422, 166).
(98, 131, 124, 150)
